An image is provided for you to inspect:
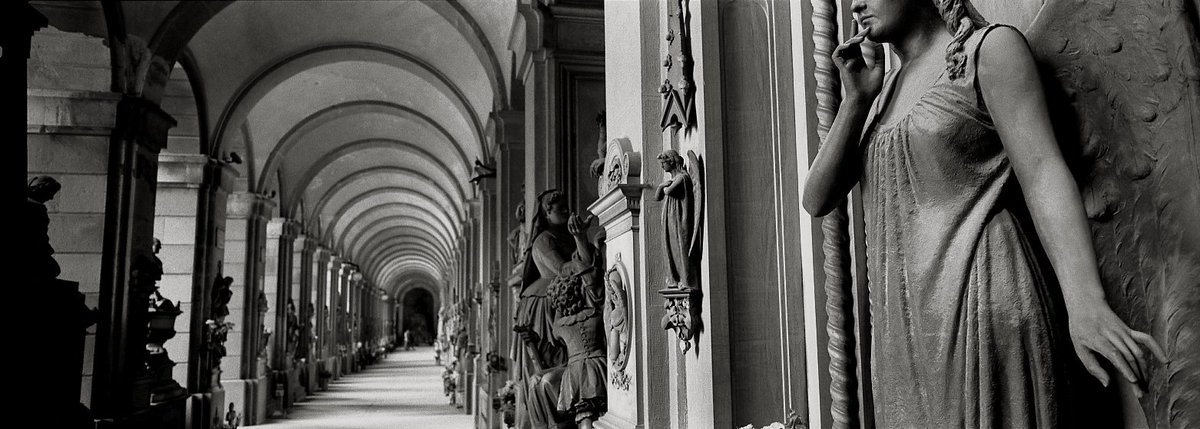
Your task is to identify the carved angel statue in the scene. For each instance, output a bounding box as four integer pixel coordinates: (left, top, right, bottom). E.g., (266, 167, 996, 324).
(654, 149, 704, 291)
(802, 0, 1186, 426)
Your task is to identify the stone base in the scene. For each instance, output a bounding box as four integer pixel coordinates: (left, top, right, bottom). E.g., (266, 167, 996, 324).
(306, 361, 320, 394)
(184, 389, 219, 429)
(222, 375, 268, 426)
(95, 393, 188, 429)
(287, 366, 305, 405)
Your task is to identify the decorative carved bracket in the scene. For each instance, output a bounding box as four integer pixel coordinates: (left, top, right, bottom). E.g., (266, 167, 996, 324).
(660, 287, 702, 353)
(659, 0, 696, 132)
(598, 137, 642, 196)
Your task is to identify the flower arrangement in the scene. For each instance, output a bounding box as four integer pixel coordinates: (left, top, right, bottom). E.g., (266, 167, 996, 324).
(495, 380, 517, 428)
(738, 411, 807, 429)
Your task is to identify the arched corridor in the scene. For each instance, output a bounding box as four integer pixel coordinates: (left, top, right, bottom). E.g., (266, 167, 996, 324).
(13, 0, 1199, 428)
(244, 348, 470, 429)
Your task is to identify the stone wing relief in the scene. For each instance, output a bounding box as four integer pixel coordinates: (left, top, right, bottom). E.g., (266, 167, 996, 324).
(1023, 0, 1200, 426)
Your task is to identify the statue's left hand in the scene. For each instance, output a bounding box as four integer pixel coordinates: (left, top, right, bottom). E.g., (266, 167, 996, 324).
(568, 213, 595, 238)
(1068, 304, 1168, 397)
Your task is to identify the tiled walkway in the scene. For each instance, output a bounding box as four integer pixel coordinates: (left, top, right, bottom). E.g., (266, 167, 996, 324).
(247, 347, 472, 429)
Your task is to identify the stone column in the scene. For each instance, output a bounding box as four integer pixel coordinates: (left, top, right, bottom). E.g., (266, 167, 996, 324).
(94, 96, 179, 425)
(491, 110, 524, 394)
(326, 256, 344, 379)
(182, 156, 239, 429)
(222, 191, 275, 426)
(313, 247, 332, 389)
(292, 233, 317, 397)
(153, 154, 212, 397)
(264, 217, 298, 414)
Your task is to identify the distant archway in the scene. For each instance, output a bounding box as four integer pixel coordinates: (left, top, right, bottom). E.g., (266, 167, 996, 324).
(400, 287, 436, 347)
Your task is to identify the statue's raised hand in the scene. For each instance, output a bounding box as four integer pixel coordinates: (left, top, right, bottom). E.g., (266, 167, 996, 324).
(567, 213, 594, 238)
(832, 28, 883, 103)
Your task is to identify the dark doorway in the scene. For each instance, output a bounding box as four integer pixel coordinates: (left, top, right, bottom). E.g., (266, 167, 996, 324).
(401, 288, 436, 346)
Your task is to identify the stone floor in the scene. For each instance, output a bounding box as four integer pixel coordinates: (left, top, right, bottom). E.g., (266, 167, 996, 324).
(247, 347, 472, 429)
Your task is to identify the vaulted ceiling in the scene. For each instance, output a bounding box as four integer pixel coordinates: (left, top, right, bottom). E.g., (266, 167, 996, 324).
(117, 0, 522, 295)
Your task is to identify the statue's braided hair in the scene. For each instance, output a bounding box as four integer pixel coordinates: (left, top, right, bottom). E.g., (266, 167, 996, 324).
(935, 0, 988, 80)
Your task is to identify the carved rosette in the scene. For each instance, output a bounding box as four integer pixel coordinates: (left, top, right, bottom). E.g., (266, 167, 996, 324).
(598, 137, 642, 196)
(660, 288, 701, 353)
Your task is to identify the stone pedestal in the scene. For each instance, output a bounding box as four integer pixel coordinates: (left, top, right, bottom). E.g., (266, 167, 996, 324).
(589, 182, 651, 429)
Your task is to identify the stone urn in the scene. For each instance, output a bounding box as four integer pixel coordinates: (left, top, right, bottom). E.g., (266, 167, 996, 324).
(146, 308, 187, 403)
(147, 309, 182, 349)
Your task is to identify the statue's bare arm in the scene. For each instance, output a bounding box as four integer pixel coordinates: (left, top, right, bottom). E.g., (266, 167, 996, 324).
(803, 29, 882, 217)
(978, 26, 1167, 393)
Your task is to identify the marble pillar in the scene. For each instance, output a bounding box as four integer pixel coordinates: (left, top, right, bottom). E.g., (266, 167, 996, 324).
(292, 233, 317, 397)
(264, 217, 298, 415)
(153, 154, 210, 394)
(313, 247, 332, 389)
(221, 191, 275, 426)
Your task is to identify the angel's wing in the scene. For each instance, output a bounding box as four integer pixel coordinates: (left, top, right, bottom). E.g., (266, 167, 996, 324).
(685, 150, 705, 259)
(1025, 1, 1200, 426)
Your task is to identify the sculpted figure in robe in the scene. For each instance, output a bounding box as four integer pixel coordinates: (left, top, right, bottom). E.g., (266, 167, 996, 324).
(511, 189, 580, 429)
(802, 0, 1170, 426)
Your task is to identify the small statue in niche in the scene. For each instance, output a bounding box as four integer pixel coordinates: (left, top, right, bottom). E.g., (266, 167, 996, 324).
(286, 299, 300, 361)
(211, 269, 234, 320)
(546, 212, 607, 428)
(207, 268, 235, 361)
(217, 402, 240, 429)
(257, 289, 270, 357)
(653, 150, 704, 291)
(588, 111, 608, 179)
(26, 176, 63, 281)
(507, 201, 528, 268)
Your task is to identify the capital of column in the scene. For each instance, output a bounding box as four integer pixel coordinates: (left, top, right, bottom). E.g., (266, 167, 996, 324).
(227, 191, 278, 219)
(114, 96, 177, 154)
(489, 110, 525, 148)
(156, 153, 210, 189)
(267, 217, 302, 239)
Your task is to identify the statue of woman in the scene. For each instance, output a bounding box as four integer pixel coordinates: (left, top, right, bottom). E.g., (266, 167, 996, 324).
(510, 189, 575, 428)
(654, 150, 702, 290)
(802, 0, 1167, 426)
